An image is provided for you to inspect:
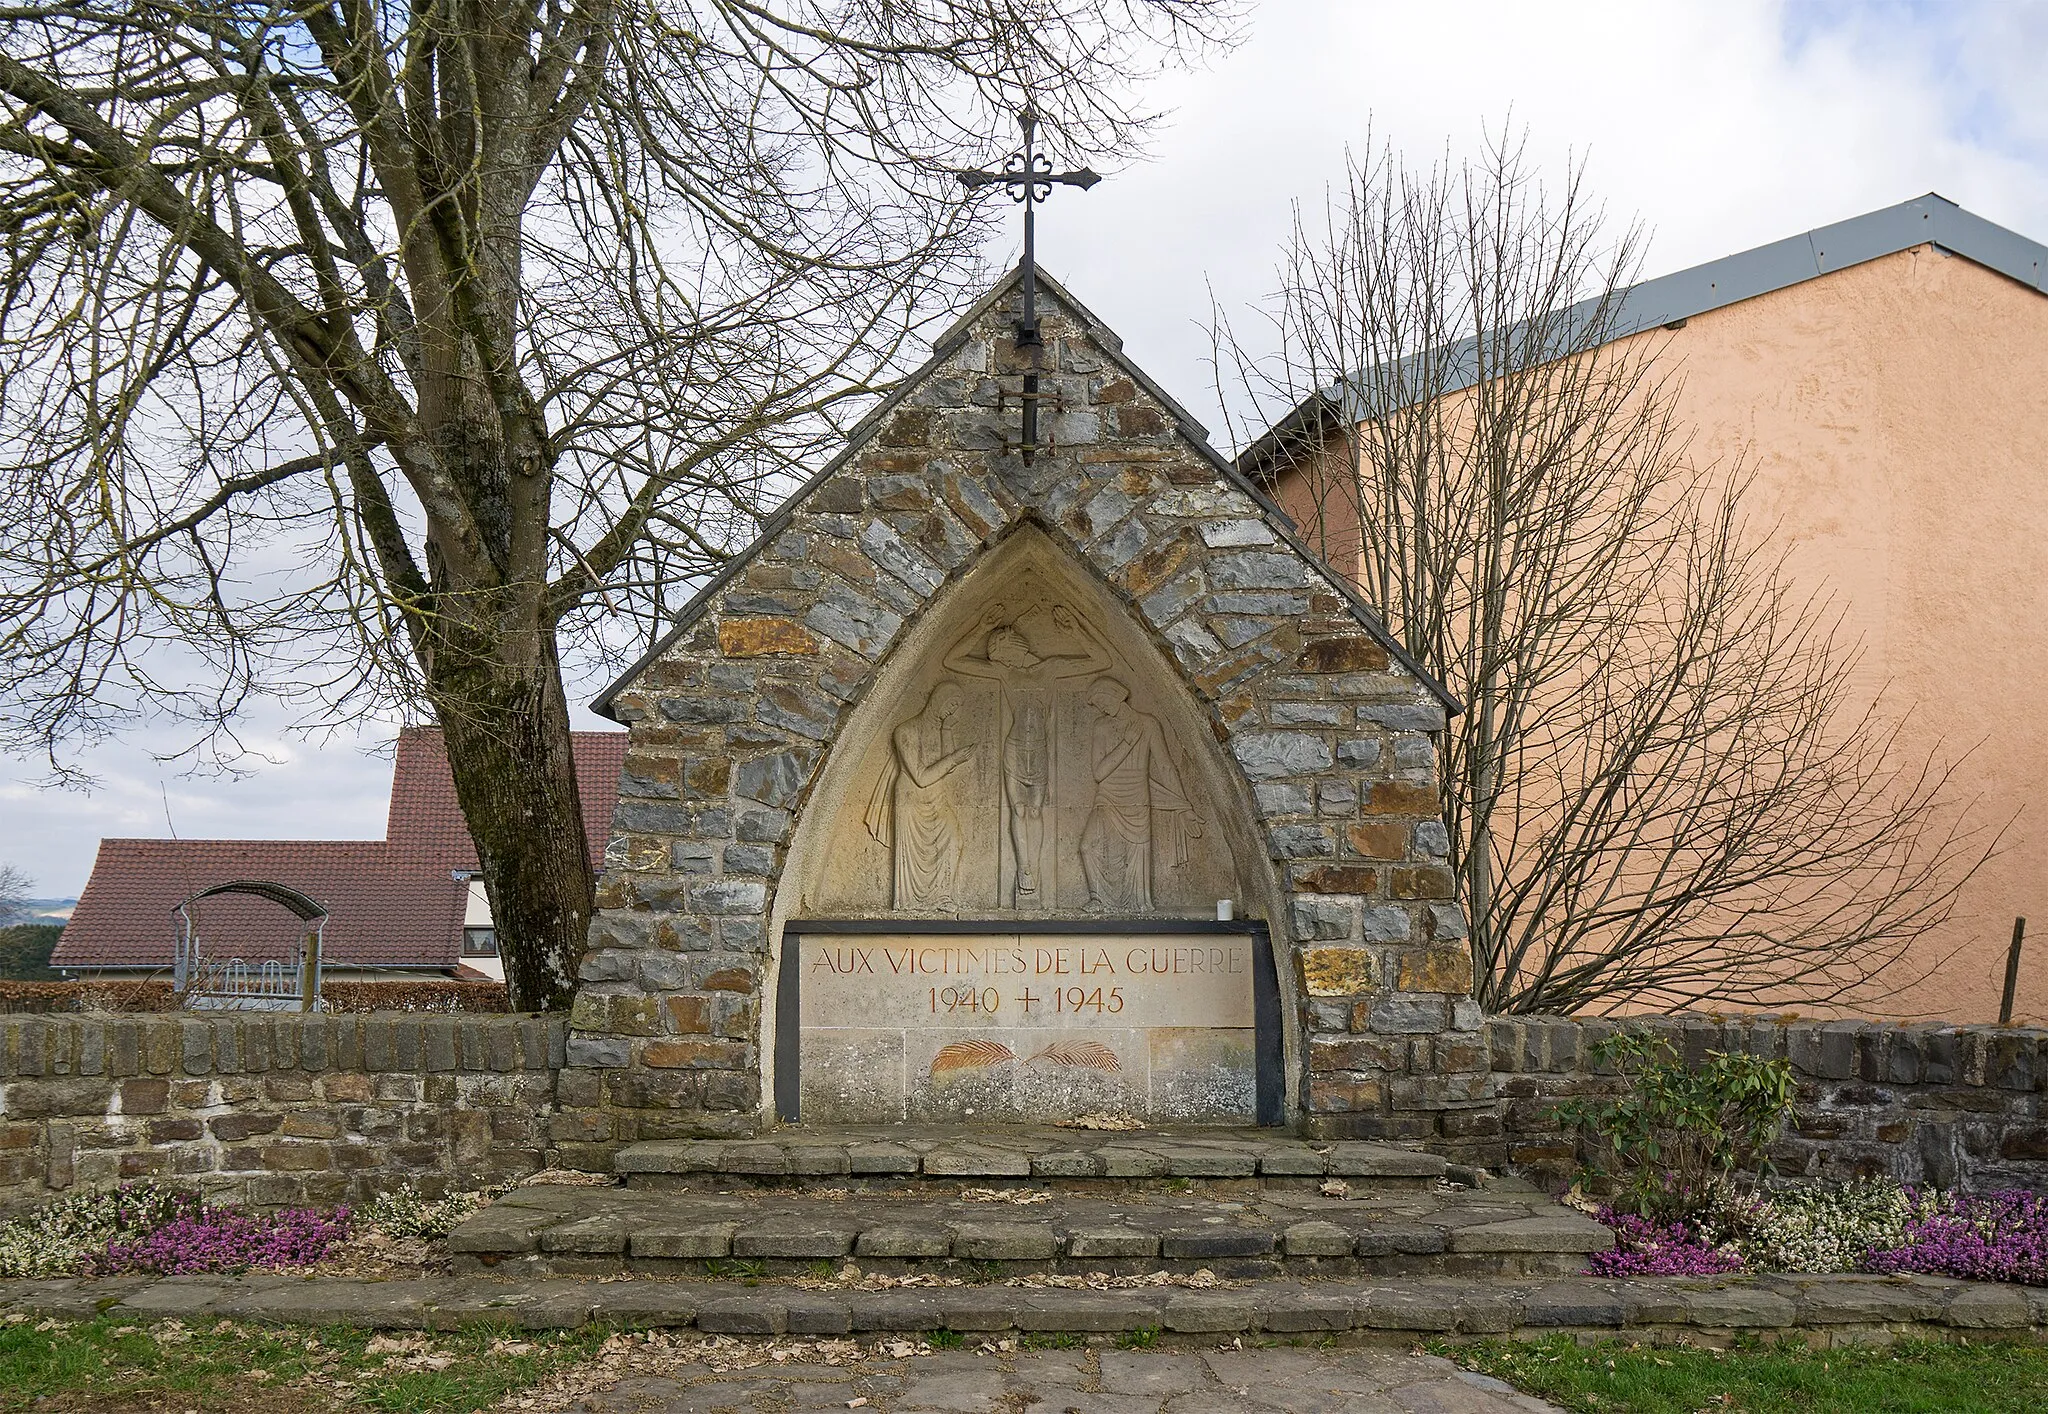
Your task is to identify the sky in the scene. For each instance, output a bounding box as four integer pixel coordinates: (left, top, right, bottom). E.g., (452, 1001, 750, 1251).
(4, 0, 2046, 900)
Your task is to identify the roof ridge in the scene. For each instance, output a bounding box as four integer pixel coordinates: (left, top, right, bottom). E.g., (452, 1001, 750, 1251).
(1238, 192, 2047, 473)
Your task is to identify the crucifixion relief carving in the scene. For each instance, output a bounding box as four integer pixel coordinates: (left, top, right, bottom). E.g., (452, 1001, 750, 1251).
(814, 534, 1239, 921)
(943, 601, 1112, 909)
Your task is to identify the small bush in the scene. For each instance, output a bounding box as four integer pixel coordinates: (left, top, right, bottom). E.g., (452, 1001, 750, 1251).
(1867, 1190, 2048, 1286)
(93, 1206, 349, 1276)
(1740, 1179, 1910, 1273)
(1582, 1179, 2048, 1286)
(1555, 1029, 1796, 1221)
(0, 1182, 349, 1278)
(1585, 1209, 1745, 1277)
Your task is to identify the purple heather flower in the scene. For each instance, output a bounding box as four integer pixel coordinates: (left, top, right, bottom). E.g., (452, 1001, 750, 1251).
(89, 1204, 350, 1277)
(1864, 1190, 2048, 1287)
(1585, 1207, 1746, 1277)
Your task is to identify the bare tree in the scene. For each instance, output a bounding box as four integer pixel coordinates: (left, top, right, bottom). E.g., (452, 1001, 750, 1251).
(0, 862, 30, 925)
(0, 1, 1237, 1009)
(1220, 131, 1988, 1016)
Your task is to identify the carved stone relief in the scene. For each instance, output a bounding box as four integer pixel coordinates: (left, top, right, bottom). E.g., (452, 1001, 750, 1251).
(801, 529, 1245, 920)
(863, 681, 974, 909)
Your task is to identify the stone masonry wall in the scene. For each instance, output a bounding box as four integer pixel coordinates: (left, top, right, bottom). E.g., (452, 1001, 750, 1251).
(575, 274, 1487, 1147)
(1489, 1013, 2048, 1192)
(0, 1014, 567, 1214)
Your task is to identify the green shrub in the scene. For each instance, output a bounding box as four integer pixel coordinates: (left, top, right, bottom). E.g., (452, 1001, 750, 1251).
(1554, 1028, 1796, 1220)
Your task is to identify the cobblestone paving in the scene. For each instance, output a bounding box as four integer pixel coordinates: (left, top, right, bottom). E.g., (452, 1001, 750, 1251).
(565, 1346, 1562, 1413)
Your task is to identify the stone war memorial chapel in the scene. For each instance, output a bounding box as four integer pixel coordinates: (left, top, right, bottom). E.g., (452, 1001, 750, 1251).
(572, 264, 1486, 1151)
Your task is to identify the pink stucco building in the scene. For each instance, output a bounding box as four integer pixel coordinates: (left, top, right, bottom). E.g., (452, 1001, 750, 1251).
(1251, 194, 2048, 1024)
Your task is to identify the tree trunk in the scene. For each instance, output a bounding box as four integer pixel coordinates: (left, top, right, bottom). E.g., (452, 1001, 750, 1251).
(433, 640, 594, 1012)
(428, 581, 593, 1012)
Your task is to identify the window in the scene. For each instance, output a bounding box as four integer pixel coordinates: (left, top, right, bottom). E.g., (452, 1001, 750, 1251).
(462, 927, 498, 957)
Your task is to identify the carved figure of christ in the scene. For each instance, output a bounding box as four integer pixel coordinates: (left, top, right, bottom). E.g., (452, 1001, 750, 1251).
(944, 604, 1112, 906)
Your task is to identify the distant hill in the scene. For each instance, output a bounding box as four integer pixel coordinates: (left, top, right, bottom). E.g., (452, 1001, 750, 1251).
(0, 923, 63, 981)
(20, 898, 76, 924)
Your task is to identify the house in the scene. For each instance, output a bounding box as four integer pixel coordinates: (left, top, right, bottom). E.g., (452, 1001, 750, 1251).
(1244, 193, 2048, 1024)
(52, 728, 627, 983)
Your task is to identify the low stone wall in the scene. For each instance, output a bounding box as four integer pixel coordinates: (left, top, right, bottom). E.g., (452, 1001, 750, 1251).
(10, 1008, 2047, 1216)
(0, 1014, 567, 1213)
(1488, 1014, 2048, 1192)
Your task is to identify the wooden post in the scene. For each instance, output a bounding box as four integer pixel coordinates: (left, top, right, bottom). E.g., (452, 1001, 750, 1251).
(1999, 916, 2026, 1026)
(299, 924, 323, 1014)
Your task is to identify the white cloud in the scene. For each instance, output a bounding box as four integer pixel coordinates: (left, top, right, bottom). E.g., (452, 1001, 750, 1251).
(5, 0, 2042, 895)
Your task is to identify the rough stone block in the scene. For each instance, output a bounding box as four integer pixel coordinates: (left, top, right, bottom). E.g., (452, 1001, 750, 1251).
(1369, 995, 1449, 1034)
(539, 1215, 628, 1255)
(1233, 732, 1334, 779)
(1162, 1293, 1258, 1333)
(1681, 1286, 1794, 1327)
(629, 1220, 740, 1260)
(856, 1225, 952, 1258)
(1282, 1221, 1355, 1257)
(697, 1296, 787, 1335)
(732, 1221, 859, 1259)
(1066, 1227, 1160, 1259)
(1160, 1227, 1274, 1259)
(950, 1222, 1059, 1261)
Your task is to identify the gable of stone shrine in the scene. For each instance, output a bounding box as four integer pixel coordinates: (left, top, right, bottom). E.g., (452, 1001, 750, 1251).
(572, 270, 1487, 1146)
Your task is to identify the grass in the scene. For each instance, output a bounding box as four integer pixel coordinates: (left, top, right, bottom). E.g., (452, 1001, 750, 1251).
(0, 1313, 610, 1413)
(1115, 1326, 1160, 1349)
(1018, 1332, 1084, 1350)
(1434, 1334, 2048, 1413)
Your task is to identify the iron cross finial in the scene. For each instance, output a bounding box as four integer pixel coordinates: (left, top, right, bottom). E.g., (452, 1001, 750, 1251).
(957, 107, 1100, 464)
(958, 106, 1101, 349)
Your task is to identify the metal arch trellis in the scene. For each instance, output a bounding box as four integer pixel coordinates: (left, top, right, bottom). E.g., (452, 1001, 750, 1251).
(172, 880, 328, 1012)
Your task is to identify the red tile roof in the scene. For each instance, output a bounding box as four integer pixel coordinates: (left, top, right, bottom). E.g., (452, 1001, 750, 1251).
(52, 729, 628, 971)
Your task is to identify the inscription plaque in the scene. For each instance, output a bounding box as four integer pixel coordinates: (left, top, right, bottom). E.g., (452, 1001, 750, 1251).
(794, 931, 1260, 1124)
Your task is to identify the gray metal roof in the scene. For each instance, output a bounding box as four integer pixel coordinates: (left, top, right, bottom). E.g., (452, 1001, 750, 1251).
(1238, 192, 2048, 475)
(589, 262, 1461, 719)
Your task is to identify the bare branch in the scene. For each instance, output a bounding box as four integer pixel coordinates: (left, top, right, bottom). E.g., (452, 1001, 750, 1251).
(1221, 127, 1992, 1016)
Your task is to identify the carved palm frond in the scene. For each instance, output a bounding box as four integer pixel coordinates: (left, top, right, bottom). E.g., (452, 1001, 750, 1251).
(929, 1040, 1016, 1077)
(1028, 1040, 1123, 1072)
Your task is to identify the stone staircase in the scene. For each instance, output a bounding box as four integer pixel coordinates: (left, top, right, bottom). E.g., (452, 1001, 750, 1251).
(450, 1127, 1610, 1281)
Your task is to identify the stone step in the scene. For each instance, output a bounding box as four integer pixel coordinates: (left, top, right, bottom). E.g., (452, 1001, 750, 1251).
(614, 1125, 1450, 1189)
(448, 1178, 1609, 1281)
(11, 1271, 2044, 1342)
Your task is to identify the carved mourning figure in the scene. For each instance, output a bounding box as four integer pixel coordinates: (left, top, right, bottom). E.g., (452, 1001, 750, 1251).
(864, 681, 974, 910)
(1080, 677, 1200, 912)
(943, 602, 1112, 907)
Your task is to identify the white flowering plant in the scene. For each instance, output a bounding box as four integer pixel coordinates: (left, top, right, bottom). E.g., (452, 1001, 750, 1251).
(1739, 1179, 1912, 1273)
(0, 1180, 191, 1278)
(361, 1182, 507, 1241)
